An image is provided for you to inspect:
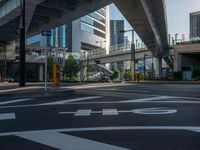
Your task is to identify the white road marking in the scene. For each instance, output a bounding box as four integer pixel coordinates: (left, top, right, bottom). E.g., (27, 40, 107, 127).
(40, 96, 103, 105)
(99, 89, 150, 93)
(59, 107, 177, 116)
(103, 109, 118, 115)
(1, 126, 200, 137)
(0, 96, 200, 109)
(16, 131, 129, 150)
(131, 107, 177, 115)
(0, 113, 16, 120)
(75, 109, 92, 116)
(0, 98, 33, 105)
(121, 96, 174, 102)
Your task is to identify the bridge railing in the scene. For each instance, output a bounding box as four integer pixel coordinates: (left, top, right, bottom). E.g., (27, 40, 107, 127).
(80, 43, 147, 60)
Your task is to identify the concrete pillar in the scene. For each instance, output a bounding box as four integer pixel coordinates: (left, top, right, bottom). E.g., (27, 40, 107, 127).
(174, 52, 182, 72)
(154, 57, 162, 78)
(39, 64, 44, 81)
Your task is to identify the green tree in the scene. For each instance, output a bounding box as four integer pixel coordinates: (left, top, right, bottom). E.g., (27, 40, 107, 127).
(111, 67, 120, 81)
(63, 54, 80, 80)
(123, 70, 132, 81)
(47, 56, 54, 81)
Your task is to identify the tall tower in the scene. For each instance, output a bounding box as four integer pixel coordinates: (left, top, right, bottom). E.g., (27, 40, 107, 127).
(190, 11, 200, 40)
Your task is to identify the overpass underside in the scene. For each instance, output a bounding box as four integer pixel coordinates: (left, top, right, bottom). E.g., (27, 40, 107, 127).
(0, 0, 171, 71)
(113, 0, 172, 67)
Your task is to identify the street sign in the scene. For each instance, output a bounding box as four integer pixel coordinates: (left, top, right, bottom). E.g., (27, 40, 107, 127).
(41, 30, 52, 37)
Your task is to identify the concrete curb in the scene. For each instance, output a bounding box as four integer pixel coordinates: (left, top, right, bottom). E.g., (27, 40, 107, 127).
(128, 81, 200, 84)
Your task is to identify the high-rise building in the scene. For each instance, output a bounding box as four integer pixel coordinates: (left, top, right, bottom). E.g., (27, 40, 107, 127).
(110, 20, 124, 49)
(45, 6, 110, 55)
(190, 11, 200, 40)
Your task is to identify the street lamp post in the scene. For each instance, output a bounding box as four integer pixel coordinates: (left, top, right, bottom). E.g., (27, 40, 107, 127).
(120, 29, 135, 80)
(87, 52, 89, 81)
(19, 0, 26, 87)
(144, 53, 147, 80)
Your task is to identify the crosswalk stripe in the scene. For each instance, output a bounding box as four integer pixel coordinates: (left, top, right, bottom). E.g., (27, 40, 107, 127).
(16, 131, 129, 150)
(40, 96, 102, 105)
(0, 98, 33, 105)
(0, 113, 16, 120)
(121, 96, 174, 102)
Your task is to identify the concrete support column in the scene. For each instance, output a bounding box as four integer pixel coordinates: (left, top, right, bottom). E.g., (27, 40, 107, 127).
(154, 57, 162, 78)
(174, 52, 182, 72)
(39, 64, 44, 81)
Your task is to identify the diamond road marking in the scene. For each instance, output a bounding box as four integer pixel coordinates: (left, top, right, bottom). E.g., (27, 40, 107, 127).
(74, 109, 92, 116)
(0, 113, 16, 120)
(102, 109, 118, 115)
(60, 107, 177, 117)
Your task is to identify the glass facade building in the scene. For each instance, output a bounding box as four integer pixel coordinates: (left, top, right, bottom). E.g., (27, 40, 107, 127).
(110, 20, 124, 52)
(190, 11, 200, 40)
(47, 7, 108, 53)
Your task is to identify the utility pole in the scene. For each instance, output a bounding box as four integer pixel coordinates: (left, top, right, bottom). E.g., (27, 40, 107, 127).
(120, 29, 135, 80)
(87, 53, 89, 81)
(131, 30, 135, 80)
(19, 0, 26, 87)
(144, 54, 146, 79)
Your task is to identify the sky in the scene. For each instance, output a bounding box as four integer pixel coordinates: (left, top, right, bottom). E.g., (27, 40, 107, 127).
(110, 0, 200, 42)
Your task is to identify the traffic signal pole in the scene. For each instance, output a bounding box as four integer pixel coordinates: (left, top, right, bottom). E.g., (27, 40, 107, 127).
(19, 0, 26, 87)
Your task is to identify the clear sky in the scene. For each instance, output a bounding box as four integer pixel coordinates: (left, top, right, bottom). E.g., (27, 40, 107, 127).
(110, 0, 200, 42)
(166, 0, 200, 40)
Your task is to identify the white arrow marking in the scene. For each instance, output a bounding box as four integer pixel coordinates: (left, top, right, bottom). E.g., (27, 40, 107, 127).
(16, 131, 129, 150)
(0, 113, 16, 120)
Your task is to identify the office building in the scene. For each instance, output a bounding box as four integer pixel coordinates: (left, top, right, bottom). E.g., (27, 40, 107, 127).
(110, 20, 124, 52)
(190, 11, 200, 40)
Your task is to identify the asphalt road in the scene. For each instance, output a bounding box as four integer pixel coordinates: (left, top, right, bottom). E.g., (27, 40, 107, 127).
(0, 83, 200, 150)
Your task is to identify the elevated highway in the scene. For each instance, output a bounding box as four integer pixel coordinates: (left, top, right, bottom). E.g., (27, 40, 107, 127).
(0, 0, 171, 73)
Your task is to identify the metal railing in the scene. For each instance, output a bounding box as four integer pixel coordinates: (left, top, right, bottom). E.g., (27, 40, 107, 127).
(80, 43, 147, 60)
